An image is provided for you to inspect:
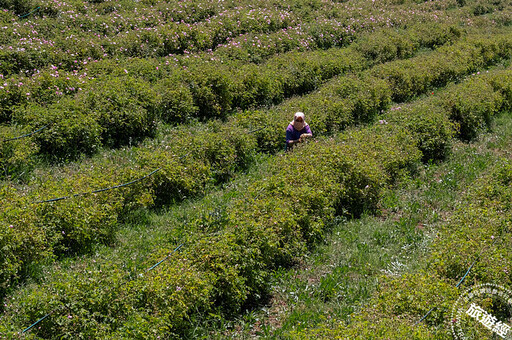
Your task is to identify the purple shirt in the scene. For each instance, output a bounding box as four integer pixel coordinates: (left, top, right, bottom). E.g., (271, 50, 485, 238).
(286, 124, 312, 144)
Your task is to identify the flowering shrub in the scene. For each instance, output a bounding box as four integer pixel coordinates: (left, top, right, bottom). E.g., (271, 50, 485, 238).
(488, 70, 512, 111)
(0, 124, 39, 180)
(384, 102, 456, 161)
(0, 0, 35, 15)
(0, 186, 47, 299)
(0, 75, 27, 123)
(153, 77, 197, 124)
(370, 33, 512, 102)
(80, 75, 159, 147)
(13, 100, 103, 159)
(440, 76, 503, 140)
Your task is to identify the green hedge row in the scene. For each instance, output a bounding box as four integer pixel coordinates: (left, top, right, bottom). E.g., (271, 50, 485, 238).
(0, 25, 484, 287)
(13, 75, 159, 158)
(0, 34, 428, 308)
(2, 29, 509, 290)
(7, 20, 460, 111)
(0, 0, 472, 76)
(380, 71, 505, 160)
(0, 32, 426, 293)
(0, 0, 300, 74)
(1, 46, 366, 123)
(236, 31, 512, 154)
(3, 60, 512, 339)
(0, 122, 256, 300)
(102, 7, 298, 59)
(0, 23, 461, 165)
(369, 33, 512, 102)
(0, 125, 421, 337)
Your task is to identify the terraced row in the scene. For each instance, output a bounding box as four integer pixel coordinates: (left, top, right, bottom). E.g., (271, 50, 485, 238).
(2, 36, 512, 338)
(0, 22, 460, 177)
(2, 0, 506, 162)
(2, 28, 509, 301)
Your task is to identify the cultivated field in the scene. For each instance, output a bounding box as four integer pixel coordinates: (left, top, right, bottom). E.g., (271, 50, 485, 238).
(1, 0, 512, 338)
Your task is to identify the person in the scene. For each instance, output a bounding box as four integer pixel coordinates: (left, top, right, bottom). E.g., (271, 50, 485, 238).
(286, 111, 312, 150)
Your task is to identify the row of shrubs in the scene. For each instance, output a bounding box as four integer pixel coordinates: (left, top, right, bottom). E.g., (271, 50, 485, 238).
(0, 22, 462, 177)
(0, 0, 300, 72)
(0, 0, 495, 127)
(2, 20, 510, 248)
(1, 0, 478, 76)
(0, 0, 354, 75)
(0, 71, 389, 304)
(0, 0, 505, 134)
(0, 121, 421, 338)
(293, 151, 512, 339)
(0, 120, 258, 298)
(0, 20, 463, 123)
(3, 57, 512, 339)
(0, 24, 472, 296)
(0, 24, 498, 282)
(0, 0, 508, 336)
(0, 27, 509, 297)
(235, 30, 512, 153)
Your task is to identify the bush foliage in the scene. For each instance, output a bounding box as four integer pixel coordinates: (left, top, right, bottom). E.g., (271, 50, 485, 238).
(3, 0, 512, 337)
